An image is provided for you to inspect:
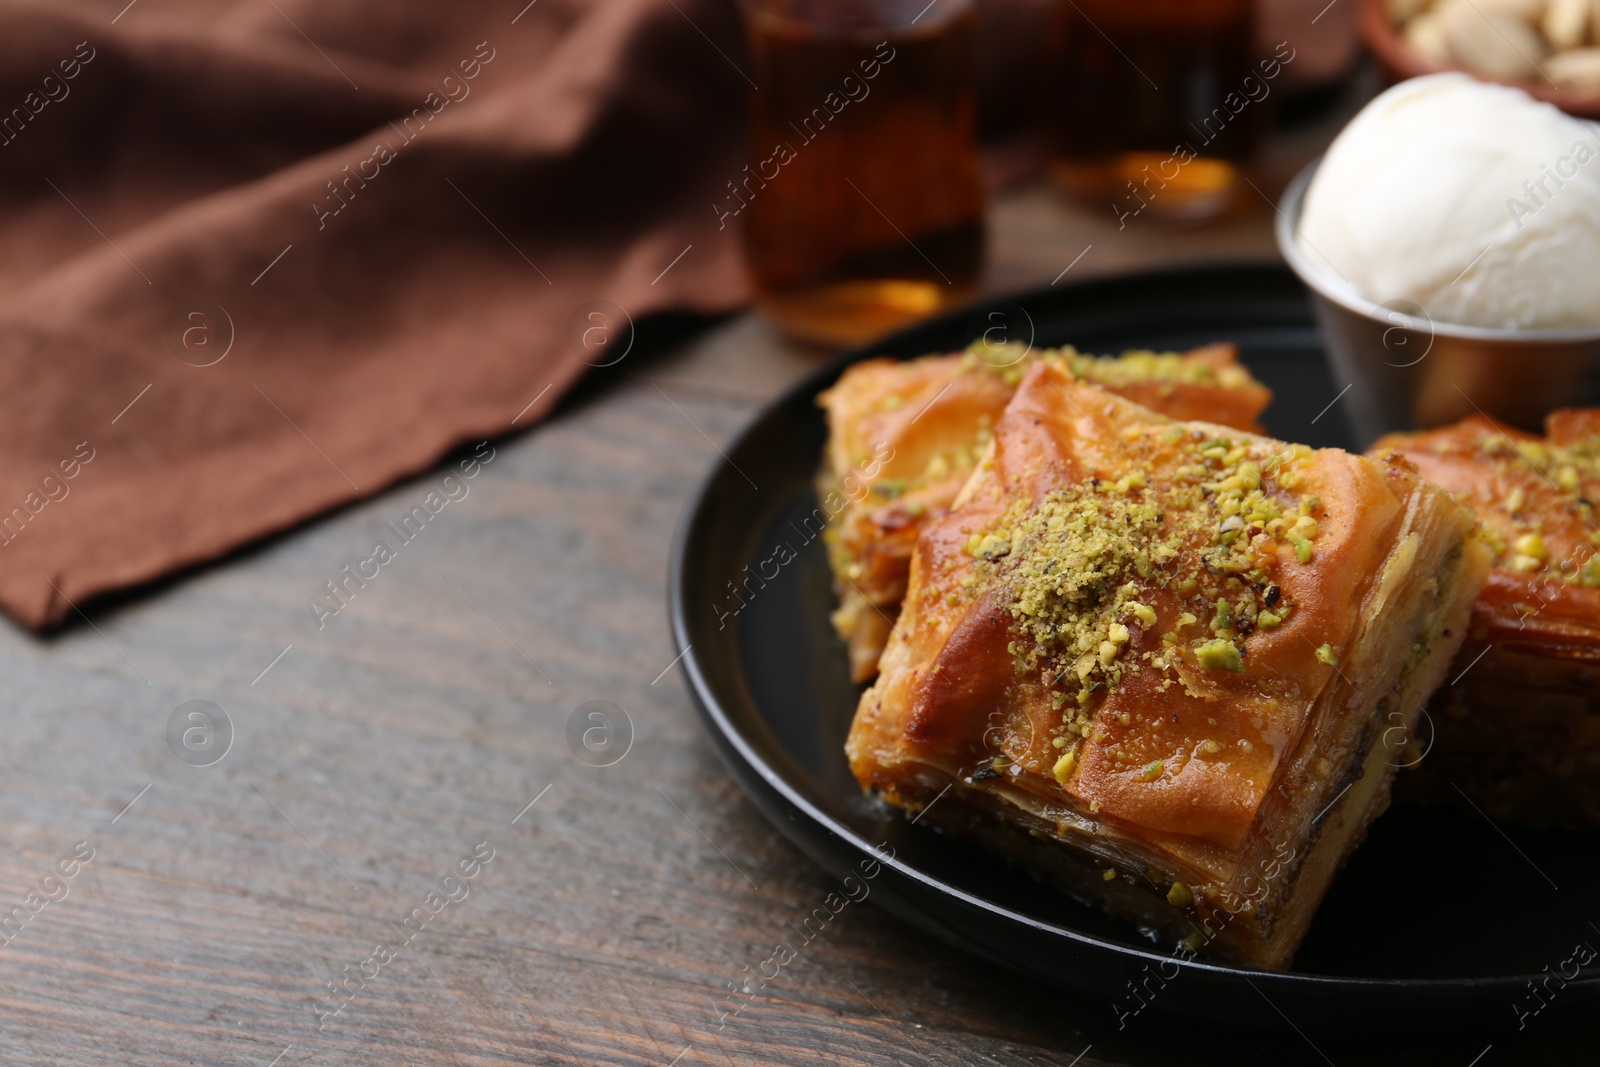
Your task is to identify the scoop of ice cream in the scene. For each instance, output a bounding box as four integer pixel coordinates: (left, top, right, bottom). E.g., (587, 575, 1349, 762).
(1297, 72, 1600, 330)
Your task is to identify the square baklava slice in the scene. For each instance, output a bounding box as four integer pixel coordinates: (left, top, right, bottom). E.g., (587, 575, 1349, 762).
(818, 341, 1271, 682)
(1372, 411, 1600, 826)
(847, 362, 1490, 969)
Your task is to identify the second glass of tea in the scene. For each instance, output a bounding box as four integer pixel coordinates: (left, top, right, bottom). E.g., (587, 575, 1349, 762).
(735, 0, 986, 348)
(1047, 0, 1266, 224)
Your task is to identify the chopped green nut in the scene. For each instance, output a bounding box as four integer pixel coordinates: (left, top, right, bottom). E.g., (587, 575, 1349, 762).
(1167, 881, 1193, 907)
(1315, 643, 1339, 666)
(1141, 760, 1164, 781)
(1510, 553, 1544, 574)
(1114, 471, 1147, 494)
(1295, 539, 1313, 564)
(1052, 748, 1078, 784)
(975, 533, 1011, 560)
(1195, 638, 1244, 673)
(873, 478, 907, 499)
(1256, 610, 1282, 628)
(1103, 867, 1118, 881)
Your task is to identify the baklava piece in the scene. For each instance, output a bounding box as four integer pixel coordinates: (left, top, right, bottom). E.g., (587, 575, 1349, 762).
(1372, 411, 1600, 826)
(818, 341, 1271, 682)
(847, 363, 1490, 969)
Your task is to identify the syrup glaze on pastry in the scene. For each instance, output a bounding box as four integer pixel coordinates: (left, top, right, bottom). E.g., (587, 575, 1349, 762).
(849, 362, 1490, 967)
(1373, 411, 1600, 825)
(819, 342, 1271, 682)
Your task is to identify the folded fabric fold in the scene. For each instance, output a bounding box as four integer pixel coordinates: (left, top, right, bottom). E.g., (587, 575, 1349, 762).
(0, 0, 754, 628)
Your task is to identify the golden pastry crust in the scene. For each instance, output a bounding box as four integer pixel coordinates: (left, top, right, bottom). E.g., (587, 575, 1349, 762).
(849, 363, 1490, 967)
(819, 342, 1272, 682)
(1372, 411, 1600, 649)
(1372, 412, 1600, 825)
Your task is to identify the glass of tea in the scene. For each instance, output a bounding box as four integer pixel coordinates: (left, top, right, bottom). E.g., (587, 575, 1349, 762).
(734, 0, 986, 348)
(1046, 0, 1269, 225)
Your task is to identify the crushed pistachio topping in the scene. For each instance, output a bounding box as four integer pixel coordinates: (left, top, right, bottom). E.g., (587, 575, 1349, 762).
(1469, 430, 1600, 586)
(959, 429, 1328, 774)
(872, 478, 907, 499)
(964, 339, 1258, 390)
(1167, 881, 1194, 907)
(845, 346, 1264, 527)
(1053, 747, 1079, 783)
(1195, 638, 1244, 673)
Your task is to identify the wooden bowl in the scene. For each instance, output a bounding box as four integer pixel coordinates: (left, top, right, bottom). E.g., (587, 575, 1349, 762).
(1358, 0, 1600, 119)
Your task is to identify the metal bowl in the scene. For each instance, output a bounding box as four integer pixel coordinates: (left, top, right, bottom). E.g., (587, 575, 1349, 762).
(1275, 160, 1600, 445)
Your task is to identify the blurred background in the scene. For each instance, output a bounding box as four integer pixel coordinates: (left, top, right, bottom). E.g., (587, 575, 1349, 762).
(1, 1, 1596, 1065)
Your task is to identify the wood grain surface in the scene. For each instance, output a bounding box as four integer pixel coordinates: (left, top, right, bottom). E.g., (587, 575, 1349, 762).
(0, 79, 1583, 1066)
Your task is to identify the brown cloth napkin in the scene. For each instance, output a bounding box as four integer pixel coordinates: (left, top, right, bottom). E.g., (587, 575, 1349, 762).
(0, 0, 1050, 631)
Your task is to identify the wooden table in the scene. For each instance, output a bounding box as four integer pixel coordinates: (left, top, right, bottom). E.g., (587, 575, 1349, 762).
(2, 83, 1583, 1065)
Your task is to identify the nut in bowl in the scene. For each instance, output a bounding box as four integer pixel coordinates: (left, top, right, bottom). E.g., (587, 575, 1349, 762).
(1361, 0, 1600, 117)
(1277, 72, 1600, 440)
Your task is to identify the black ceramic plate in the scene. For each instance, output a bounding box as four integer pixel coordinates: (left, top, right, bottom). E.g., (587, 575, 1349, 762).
(669, 264, 1600, 1034)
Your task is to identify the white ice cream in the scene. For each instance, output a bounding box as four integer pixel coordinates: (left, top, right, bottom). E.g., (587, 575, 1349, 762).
(1297, 73, 1600, 330)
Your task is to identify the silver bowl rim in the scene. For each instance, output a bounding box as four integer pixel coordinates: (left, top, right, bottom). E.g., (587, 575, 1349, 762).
(1275, 158, 1600, 345)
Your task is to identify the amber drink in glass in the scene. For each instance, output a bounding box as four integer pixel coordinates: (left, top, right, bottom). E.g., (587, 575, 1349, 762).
(1047, 0, 1268, 224)
(735, 0, 985, 347)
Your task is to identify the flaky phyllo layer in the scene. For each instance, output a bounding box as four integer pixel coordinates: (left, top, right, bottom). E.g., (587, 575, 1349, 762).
(1373, 410, 1600, 649)
(818, 340, 1272, 682)
(1373, 411, 1600, 826)
(848, 362, 1490, 967)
